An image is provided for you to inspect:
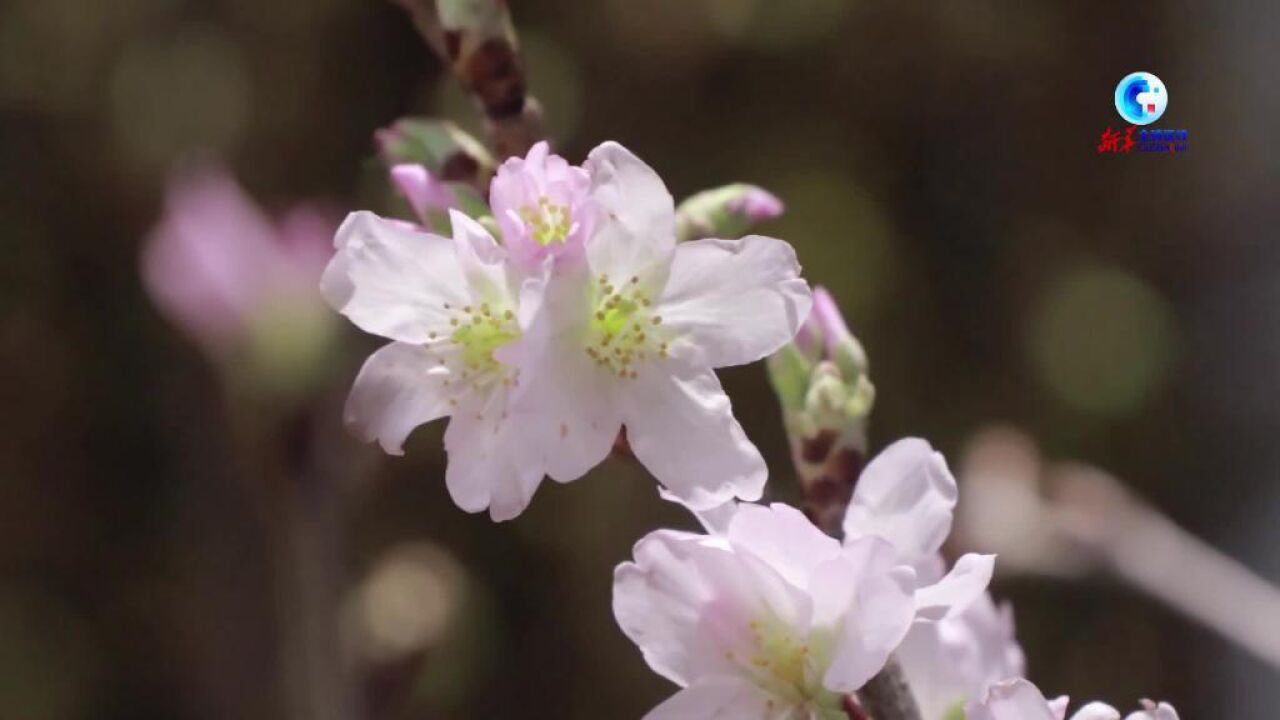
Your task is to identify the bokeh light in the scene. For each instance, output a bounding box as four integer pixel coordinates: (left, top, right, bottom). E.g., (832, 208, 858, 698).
(1027, 264, 1178, 416)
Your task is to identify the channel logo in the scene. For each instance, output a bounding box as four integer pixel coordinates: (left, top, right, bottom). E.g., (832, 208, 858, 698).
(1114, 72, 1167, 125)
(1098, 71, 1186, 155)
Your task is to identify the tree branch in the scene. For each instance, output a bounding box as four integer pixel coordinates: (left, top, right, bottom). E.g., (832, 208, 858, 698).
(392, 0, 546, 160)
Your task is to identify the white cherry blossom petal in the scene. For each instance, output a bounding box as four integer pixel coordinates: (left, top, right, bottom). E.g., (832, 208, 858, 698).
(914, 553, 997, 621)
(1071, 703, 1122, 720)
(1124, 702, 1179, 720)
(620, 364, 766, 510)
(843, 437, 958, 560)
(321, 211, 469, 342)
(818, 538, 918, 692)
(584, 141, 677, 283)
(966, 679, 1065, 720)
(898, 592, 1025, 720)
(658, 235, 813, 368)
(442, 388, 543, 521)
(725, 503, 842, 589)
(659, 489, 739, 535)
(500, 265, 622, 483)
(343, 341, 457, 455)
(613, 530, 717, 685)
(643, 677, 781, 720)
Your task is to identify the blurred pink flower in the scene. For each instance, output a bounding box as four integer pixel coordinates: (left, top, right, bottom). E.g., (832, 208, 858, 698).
(141, 164, 334, 359)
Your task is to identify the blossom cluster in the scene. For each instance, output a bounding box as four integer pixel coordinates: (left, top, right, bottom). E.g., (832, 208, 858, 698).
(615, 437, 1177, 720)
(324, 141, 810, 520)
(317, 139, 1180, 718)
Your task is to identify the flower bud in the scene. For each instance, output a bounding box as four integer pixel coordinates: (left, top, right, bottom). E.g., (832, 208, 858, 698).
(674, 183, 783, 241)
(767, 287, 876, 492)
(375, 118, 494, 183)
(807, 287, 869, 381)
(388, 163, 491, 233)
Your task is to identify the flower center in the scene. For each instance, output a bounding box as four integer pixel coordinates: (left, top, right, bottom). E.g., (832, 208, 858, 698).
(519, 196, 571, 246)
(584, 274, 668, 378)
(443, 302, 519, 372)
(731, 616, 841, 712)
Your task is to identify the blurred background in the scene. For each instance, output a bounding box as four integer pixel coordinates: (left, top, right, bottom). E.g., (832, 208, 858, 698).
(2, 0, 1277, 717)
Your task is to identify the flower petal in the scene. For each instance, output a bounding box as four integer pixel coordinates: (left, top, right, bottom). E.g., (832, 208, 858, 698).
(819, 537, 918, 692)
(448, 209, 513, 302)
(725, 503, 841, 590)
(914, 553, 996, 621)
(658, 490, 739, 535)
(442, 387, 545, 521)
(643, 677, 781, 720)
(321, 211, 470, 342)
(1123, 702, 1178, 720)
(343, 342, 455, 455)
(614, 528, 813, 690)
(659, 235, 813, 368)
(965, 679, 1065, 720)
(613, 530, 729, 685)
(500, 265, 622, 483)
(584, 141, 676, 282)
(1070, 703, 1122, 720)
(843, 437, 958, 561)
(621, 364, 766, 510)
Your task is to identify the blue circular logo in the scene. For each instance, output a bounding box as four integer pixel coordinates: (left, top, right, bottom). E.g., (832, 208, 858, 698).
(1114, 72, 1168, 125)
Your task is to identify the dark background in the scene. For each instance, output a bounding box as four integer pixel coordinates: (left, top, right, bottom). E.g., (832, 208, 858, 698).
(1, 0, 1277, 718)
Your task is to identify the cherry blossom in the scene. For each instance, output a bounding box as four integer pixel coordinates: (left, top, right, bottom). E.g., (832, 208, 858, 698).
(614, 503, 918, 719)
(503, 141, 813, 510)
(321, 209, 545, 520)
(142, 163, 334, 360)
(488, 140, 597, 272)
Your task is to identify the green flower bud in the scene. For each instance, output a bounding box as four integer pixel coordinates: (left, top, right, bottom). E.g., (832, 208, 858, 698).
(674, 184, 784, 241)
(376, 118, 495, 183)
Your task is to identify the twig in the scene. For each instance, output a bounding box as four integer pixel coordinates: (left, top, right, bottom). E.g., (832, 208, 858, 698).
(1058, 462, 1280, 671)
(957, 426, 1280, 672)
(792, 426, 865, 536)
(392, 0, 546, 160)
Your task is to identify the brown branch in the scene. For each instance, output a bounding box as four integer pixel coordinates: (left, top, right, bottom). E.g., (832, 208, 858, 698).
(392, 0, 546, 161)
(856, 658, 922, 720)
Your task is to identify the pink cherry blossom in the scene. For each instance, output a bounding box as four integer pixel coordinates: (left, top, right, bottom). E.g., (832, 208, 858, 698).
(502, 141, 813, 510)
(489, 140, 597, 271)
